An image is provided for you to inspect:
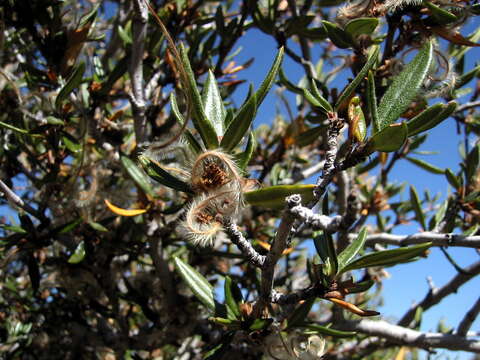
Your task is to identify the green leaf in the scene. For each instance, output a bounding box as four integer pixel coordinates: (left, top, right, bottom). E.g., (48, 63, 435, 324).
(445, 168, 462, 189)
(303, 88, 329, 114)
(322, 20, 353, 49)
(138, 155, 193, 194)
(465, 144, 480, 182)
(406, 103, 444, 136)
(302, 323, 356, 338)
(410, 185, 426, 230)
(347, 279, 375, 294)
(366, 122, 408, 153)
(236, 132, 256, 170)
(248, 318, 273, 331)
(202, 70, 226, 136)
(62, 135, 82, 154)
(407, 101, 457, 137)
(221, 93, 257, 152)
(405, 157, 444, 174)
(286, 297, 316, 329)
(313, 232, 338, 279)
(340, 242, 432, 273)
(348, 97, 367, 142)
(55, 62, 86, 111)
(121, 155, 156, 198)
(203, 332, 235, 360)
(245, 184, 315, 209)
(344, 17, 379, 38)
(337, 227, 368, 273)
(221, 47, 284, 151)
(169, 93, 203, 154)
(335, 46, 379, 110)
(88, 221, 108, 232)
(224, 276, 242, 320)
(174, 257, 216, 312)
(179, 43, 219, 149)
(424, 1, 458, 25)
(367, 71, 380, 133)
(68, 241, 86, 264)
(308, 79, 333, 112)
(377, 41, 433, 130)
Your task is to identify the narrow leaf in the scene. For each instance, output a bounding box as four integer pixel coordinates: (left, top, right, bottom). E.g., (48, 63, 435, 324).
(367, 71, 379, 132)
(179, 44, 219, 149)
(104, 199, 147, 216)
(302, 323, 356, 338)
(174, 257, 216, 312)
(444, 168, 461, 189)
(366, 122, 408, 153)
(405, 157, 444, 174)
(335, 46, 379, 110)
(121, 155, 156, 197)
(138, 155, 193, 194)
(220, 93, 257, 151)
(245, 184, 315, 209)
(340, 242, 432, 273)
(224, 276, 242, 320)
(337, 227, 368, 272)
(236, 132, 256, 170)
(377, 41, 433, 129)
(322, 20, 353, 49)
(344, 17, 379, 37)
(170, 93, 203, 154)
(254, 46, 284, 107)
(286, 297, 316, 329)
(68, 241, 86, 264)
(55, 62, 86, 110)
(407, 101, 457, 137)
(202, 70, 226, 136)
(410, 185, 426, 229)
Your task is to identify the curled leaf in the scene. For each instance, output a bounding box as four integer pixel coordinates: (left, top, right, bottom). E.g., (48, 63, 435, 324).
(327, 298, 379, 317)
(104, 199, 147, 216)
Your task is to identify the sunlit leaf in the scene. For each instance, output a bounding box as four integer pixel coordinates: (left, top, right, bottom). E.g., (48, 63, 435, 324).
(104, 199, 147, 216)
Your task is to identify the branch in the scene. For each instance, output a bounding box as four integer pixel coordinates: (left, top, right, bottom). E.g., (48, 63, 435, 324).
(353, 232, 480, 249)
(398, 261, 480, 327)
(129, 0, 148, 144)
(289, 198, 358, 232)
(456, 100, 480, 113)
(259, 195, 299, 304)
(223, 220, 265, 268)
(0, 179, 47, 222)
(311, 113, 344, 205)
(339, 319, 480, 353)
(457, 297, 480, 337)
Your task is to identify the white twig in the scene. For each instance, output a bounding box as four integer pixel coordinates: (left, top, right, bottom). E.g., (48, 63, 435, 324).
(129, 0, 149, 144)
(339, 319, 480, 352)
(0, 179, 45, 221)
(259, 195, 299, 303)
(350, 232, 480, 249)
(457, 297, 480, 337)
(223, 220, 265, 268)
(312, 113, 343, 204)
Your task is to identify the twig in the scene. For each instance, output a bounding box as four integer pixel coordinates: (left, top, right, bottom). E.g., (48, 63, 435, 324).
(271, 287, 320, 305)
(259, 195, 299, 304)
(289, 199, 358, 232)
(456, 100, 480, 113)
(338, 319, 480, 353)
(311, 112, 344, 205)
(129, 0, 148, 144)
(457, 297, 480, 337)
(222, 220, 265, 268)
(0, 179, 46, 222)
(398, 261, 480, 327)
(353, 232, 480, 249)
